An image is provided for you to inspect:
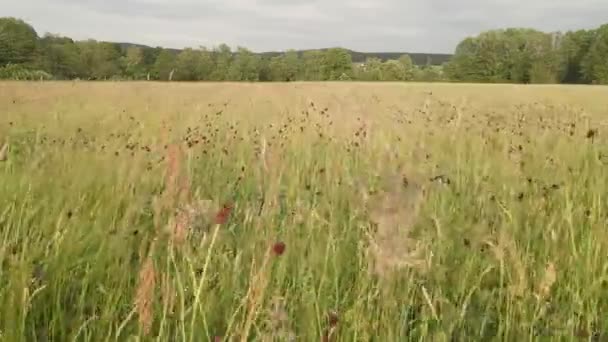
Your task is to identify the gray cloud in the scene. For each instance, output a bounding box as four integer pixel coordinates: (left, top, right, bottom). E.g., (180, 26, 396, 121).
(3, 0, 607, 53)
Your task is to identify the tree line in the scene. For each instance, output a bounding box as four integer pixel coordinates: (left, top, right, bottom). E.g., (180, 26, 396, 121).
(446, 26, 608, 84)
(1, 17, 607, 84)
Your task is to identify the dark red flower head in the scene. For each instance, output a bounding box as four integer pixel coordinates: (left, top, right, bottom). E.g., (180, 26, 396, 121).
(272, 241, 286, 256)
(215, 204, 233, 225)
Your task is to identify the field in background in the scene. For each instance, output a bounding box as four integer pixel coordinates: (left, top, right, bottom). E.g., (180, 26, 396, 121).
(1, 82, 607, 340)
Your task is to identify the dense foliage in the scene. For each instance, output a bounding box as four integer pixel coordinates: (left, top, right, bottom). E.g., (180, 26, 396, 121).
(1, 17, 607, 83)
(445, 26, 608, 84)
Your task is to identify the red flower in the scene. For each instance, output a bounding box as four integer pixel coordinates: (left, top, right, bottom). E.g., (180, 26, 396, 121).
(272, 241, 286, 256)
(215, 204, 233, 225)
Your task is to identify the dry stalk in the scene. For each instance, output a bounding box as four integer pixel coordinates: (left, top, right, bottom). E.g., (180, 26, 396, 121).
(536, 261, 557, 301)
(0, 142, 8, 162)
(160, 273, 176, 315)
(240, 247, 275, 342)
(135, 256, 156, 335)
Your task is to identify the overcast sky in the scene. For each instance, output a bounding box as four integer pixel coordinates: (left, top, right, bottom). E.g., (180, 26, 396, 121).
(3, 0, 607, 53)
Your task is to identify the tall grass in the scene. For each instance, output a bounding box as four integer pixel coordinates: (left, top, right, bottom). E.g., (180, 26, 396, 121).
(0, 82, 607, 341)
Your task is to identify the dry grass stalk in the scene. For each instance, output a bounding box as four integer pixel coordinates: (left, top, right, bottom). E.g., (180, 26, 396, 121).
(168, 209, 189, 245)
(0, 142, 8, 162)
(164, 143, 183, 207)
(152, 196, 163, 232)
(260, 135, 269, 173)
(135, 257, 156, 335)
(158, 136, 217, 244)
(366, 171, 428, 279)
(162, 141, 207, 245)
(160, 273, 176, 315)
(536, 261, 557, 300)
(486, 231, 528, 297)
(240, 248, 275, 342)
(504, 237, 528, 298)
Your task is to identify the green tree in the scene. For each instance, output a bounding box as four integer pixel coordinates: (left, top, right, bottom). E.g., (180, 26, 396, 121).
(357, 57, 382, 81)
(284, 50, 300, 80)
(525, 30, 560, 83)
(121, 46, 145, 79)
(257, 57, 272, 81)
(269, 50, 299, 81)
(210, 44, 232, 81)
(445, 37, 486, 81)
(559, 29, 594, 83)
(414, 65, 444, 82)
(269, 55, 288, 81)
(77, 40, 121, 79)
(301, 50, 324, 80)
(197, 47, 215, 81)
(398, 54, 415, 80)
(141, 47, 162, 78)
(0, 17, 39, 66)
(153, 49, 176, 81)
(227, 47, 260, 81)
(582, 25, 608, 84)
(322, 48, 352, 80)
(447, 29, 560, 84)
(174, 48, 202, 81)
(35, 34, 83, 79)
(381, 60, 407, 81)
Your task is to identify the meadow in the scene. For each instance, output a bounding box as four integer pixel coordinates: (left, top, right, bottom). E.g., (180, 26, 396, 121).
(1, 81, 607, 341)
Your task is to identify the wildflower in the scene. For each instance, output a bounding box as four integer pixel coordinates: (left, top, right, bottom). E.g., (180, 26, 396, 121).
(215, 204, 233, 225)
(272, 242, 286, 256)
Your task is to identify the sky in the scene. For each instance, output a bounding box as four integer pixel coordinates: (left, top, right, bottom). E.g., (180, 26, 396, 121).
(3, 0, 607, 53)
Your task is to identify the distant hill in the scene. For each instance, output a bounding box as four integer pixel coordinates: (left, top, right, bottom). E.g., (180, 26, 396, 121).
(115, 42, 451, 66)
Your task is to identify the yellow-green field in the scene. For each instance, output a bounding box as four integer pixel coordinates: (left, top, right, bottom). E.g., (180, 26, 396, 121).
(1, 82, 607, 341)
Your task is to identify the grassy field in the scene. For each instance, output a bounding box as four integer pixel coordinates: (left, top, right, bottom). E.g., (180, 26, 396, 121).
(1, 81, 607, 341)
